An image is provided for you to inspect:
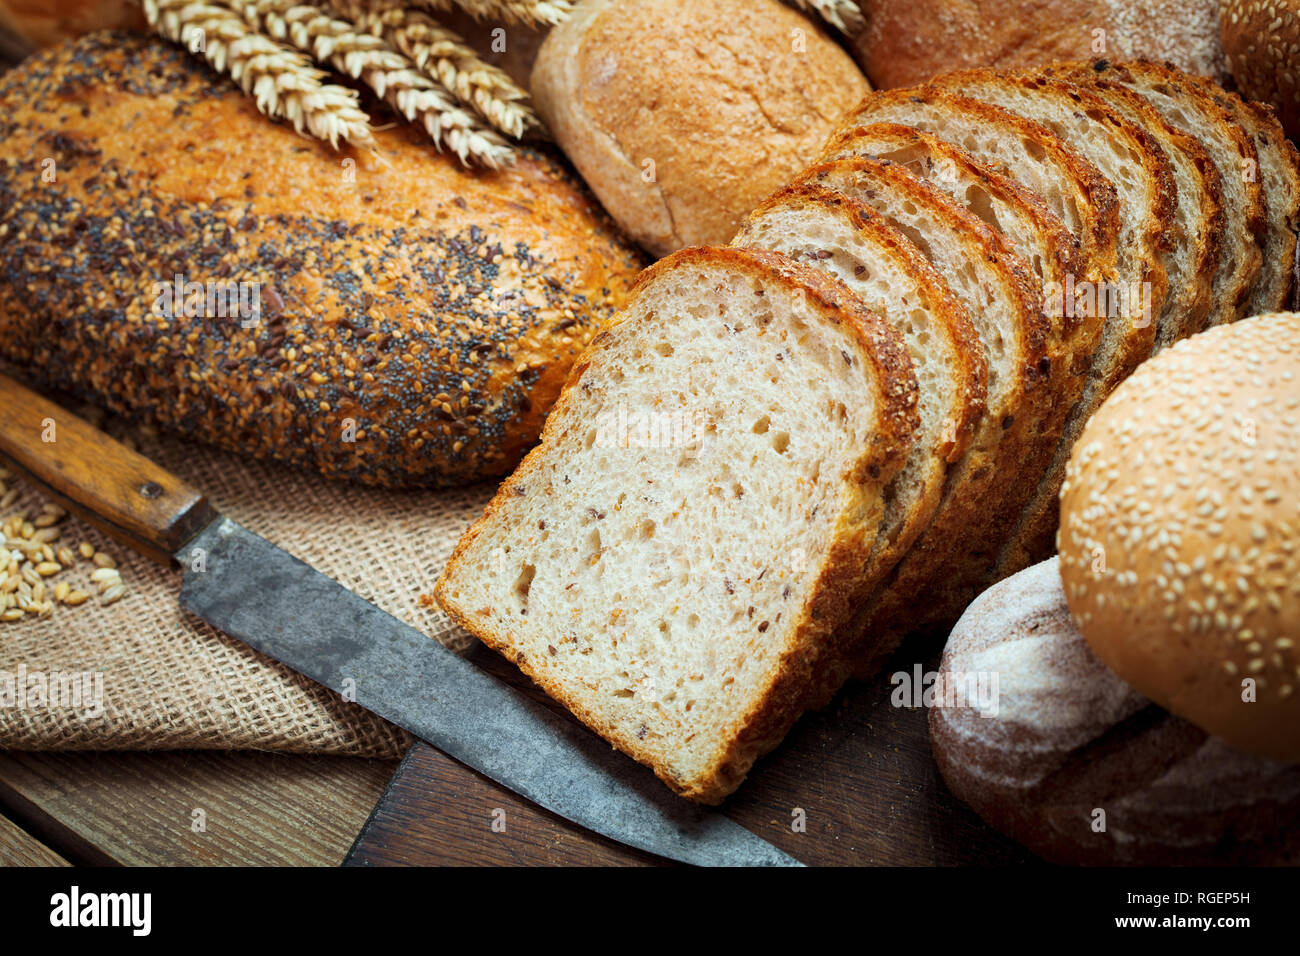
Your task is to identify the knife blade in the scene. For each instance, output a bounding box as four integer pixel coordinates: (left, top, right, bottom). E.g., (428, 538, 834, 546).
(0, 373, 800, 867)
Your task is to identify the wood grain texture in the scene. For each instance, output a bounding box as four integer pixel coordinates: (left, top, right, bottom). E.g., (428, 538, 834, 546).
(349, 631, 1037, 866)
(0, 810, 69, 866)
(0, 373, 215, 564)
(0, 751, 396, 865)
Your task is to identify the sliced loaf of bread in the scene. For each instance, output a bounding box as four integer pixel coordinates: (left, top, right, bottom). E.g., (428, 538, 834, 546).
(794, 158, 1051, 679)
(1184, 76, 1300, 315)
(837, 87, 1121, 291)
(819, 122, 1081, 297)
(819, 122, 1088, 375)
(435, 246, 920, 803)
(818, 124, 1099, 565)
(1043, 64, 1222, 344)
(929, 68, 1173, 376)
(732, 184, 987, 588)
(1080, 60, 1265, 325)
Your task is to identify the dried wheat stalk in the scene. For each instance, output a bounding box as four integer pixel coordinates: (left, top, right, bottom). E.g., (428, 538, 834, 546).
(409, 0, 575, 28)
(232, 0, 516, 167)
(786, 0, 866, 35)
(332, 0, 538, 139)
(142, 0, 376, 149)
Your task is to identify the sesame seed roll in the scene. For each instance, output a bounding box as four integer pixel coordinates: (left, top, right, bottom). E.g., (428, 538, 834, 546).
(1059, 311, 1300, 761)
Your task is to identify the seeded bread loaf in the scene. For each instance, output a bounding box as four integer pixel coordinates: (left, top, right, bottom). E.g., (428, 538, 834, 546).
(733, 183, 987, 587)
(0, 32, 645, 487)
(1059, 312, 1300, 763)
(436, 246, 920, 803)
(1222, 0, 1300, 140)
(931, 557, 1300, 866)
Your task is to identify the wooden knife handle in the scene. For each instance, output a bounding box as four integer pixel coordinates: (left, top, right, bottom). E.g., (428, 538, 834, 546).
(0, 373, 215, 564)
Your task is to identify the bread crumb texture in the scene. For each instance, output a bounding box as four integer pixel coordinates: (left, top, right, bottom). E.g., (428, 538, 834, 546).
(436, 247, 918, 802)
(1060, 312, 1300, 761)
(0, 32, 645, 487)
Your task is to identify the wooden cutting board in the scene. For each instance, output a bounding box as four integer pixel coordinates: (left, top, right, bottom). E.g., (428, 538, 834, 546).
(345, 629, 1035, 866)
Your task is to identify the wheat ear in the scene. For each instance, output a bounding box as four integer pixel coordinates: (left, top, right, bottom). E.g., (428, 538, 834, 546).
(232, 0, 516, 167)
(787, 0, 866, 35)
(332, 0, 538, 139)
(141, 0, 376, 149)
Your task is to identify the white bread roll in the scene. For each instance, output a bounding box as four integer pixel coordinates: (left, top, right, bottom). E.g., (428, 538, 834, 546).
(1059, 312, 1300, 762)
(530, 0, 870, 258)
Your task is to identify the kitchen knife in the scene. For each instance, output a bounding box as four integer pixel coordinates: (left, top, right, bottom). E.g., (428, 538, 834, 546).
(0, 373, 801, 866)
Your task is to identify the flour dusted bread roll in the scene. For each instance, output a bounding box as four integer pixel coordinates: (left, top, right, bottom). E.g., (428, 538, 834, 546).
(1059, 312, 1300, 763)
(931, 558, 1300, 866)
(531, 0, 870, 257)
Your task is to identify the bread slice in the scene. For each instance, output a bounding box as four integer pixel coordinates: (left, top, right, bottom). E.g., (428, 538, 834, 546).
(732, 183, 988, 588)
(818, 124, 1098, 533)
(1183, 75, 1300, 315)
(1043, 63, 1223, 344)
(435, 246, 920, 803)
(819, 122, 1081, 295)
(819, 123, 1086, 368)
(1078, 60, 1265, 325)
(793, 158, 1051, 679)
(929, 68, 1173, 372)
(836, 87, 1121, 291)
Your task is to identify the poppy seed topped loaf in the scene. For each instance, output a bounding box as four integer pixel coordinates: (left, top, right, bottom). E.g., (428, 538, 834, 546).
(0, 32, 645, 487)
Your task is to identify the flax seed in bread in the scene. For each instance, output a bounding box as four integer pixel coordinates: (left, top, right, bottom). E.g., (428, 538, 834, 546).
(436, 246, 920, 803)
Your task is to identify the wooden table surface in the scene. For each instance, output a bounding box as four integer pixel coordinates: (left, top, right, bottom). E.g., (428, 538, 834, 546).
(0, 627, 1033, 867)
(0, 751, 397, 866)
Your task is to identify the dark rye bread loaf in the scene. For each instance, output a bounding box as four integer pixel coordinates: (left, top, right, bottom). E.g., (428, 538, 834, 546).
(0, 32, 645, 487)
(931, 558, 1300, 865)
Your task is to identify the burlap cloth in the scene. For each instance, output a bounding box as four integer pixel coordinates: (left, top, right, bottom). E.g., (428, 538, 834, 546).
(0, 391, 496, 758)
